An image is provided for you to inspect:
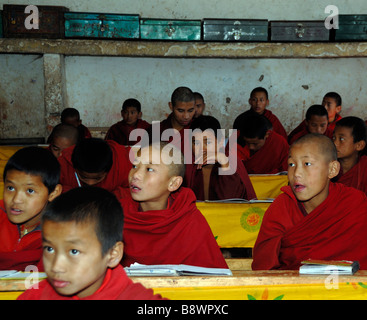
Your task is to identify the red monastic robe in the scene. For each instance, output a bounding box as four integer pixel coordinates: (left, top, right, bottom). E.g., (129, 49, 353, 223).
(333, 155, 367, 196)
(58, 140, 131, 194)
(119, 187, 228, 269)
(17, 264, 165, 300)
(105, 119, 150, 146)
(0, 201, 43, 271)
(184, 158, 257, 200)
(252, 183, 367, 270)
(239, 131, 289, 174)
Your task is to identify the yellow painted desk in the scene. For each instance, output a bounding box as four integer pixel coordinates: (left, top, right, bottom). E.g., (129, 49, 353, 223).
(2, 262, 367, 300)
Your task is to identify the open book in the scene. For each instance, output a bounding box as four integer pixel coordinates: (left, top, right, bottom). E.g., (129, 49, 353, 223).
(299, 259, 360, 275)
(124, 263, 232, 276)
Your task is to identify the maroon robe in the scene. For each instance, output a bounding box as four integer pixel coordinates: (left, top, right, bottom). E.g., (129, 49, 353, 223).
(184, 158, 257, 200)
(252, 183, 367, 270)
(105, 119, 150, 146)
(240, 131, 289, 174)
(333, 155, 367, 196)
(119, 187, 228, 269)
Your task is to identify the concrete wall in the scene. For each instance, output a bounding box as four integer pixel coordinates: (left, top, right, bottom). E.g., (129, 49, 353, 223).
(1, 0, 367, 139)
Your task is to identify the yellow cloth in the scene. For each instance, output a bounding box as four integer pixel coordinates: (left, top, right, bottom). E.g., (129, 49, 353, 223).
(197, 202, 271, 248)
(249, 174, 288, 200)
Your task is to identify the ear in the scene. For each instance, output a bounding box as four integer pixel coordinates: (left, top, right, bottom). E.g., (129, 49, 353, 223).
(48, 184, 62, 202)
(138, 111, 142, 119)
(107, 241, 124, 268)
(168, 176, 183, 192)
(168, 102, 173, 112)
(120, 110, 124, 118)
(328, 160, 340, 179)
(336, 105, 342, 114)
(355, 140, 366, 152)
(264, 130, 271, 140)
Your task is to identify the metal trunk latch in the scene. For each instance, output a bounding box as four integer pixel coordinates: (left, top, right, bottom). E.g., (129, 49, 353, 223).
(295, 23, 305, 38)
(165, 23, 176, 37)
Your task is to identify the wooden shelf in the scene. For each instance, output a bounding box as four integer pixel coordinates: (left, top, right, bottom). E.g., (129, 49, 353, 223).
(1, 38, 367, 58)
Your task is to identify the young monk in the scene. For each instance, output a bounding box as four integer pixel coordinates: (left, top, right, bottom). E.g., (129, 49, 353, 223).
(185, 115, 256, 201)
(322, 91, 342, 134)
(252, 133, 367, 270)
(18, 187, 165, 300)
(288, 104, 330, 145)
(105, 98, 150, 146)
(47, 123, 79, 158)
(146, 86, 195, 154)
(119, 142, 228, 269)
(1, 147, 62, 271)
(61, 107, 92, 139)
(58, 138, 130, 196)
(193, 92, 206, 118)
(332, 116, 367, 195)
(237, 114, 289, 174)
(233, 87, 287, 140)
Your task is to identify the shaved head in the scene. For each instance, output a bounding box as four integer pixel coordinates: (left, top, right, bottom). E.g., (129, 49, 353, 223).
(291, 133, 337, 162)
(136, 142, 185, 178)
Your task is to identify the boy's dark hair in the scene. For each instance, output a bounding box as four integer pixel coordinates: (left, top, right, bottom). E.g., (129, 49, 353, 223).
(61, 108, 80, 122)
(238, 114, 272, 140)
(193, 92, 204, 102)
(72, 138, 113, 173)
(171, 87, 195, 107)
(190, 115, 223, 140)
(335, 116, 367, 143)
(42, 186, 123, 256)
(305, 104, 329, 120)
(122, 98, 141, 113)
(3, 146, 60, 193)
(250, 87, 268, 100)
(324, 92, 342, 106)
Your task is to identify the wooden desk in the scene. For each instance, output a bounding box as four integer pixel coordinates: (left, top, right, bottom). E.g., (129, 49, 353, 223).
(2, 262, 367, 300)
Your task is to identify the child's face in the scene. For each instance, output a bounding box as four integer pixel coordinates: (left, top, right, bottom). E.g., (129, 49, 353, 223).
(305, 115, 328, 135)
(129, 146, 179, 211)
(194, 98, 205, 118)
(122, 106, 141, 126)
(322, 97, 341, 123)
(49, 136, 75, 158)
(287, 142, 339, 213)
(333, 126, 362, 160)
(3, 170, 59, 227)
(192, 129, 218, 161)
(249, 92, 269, 115)
(75, 170, 108, 187)
(42, 220, 114, 298)
(170, 101, 195, 128)
(242, 134, 268, 155)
